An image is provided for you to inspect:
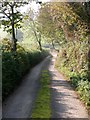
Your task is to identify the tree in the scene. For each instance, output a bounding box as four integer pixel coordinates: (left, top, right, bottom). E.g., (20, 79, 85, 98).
(0, 1, 28, 51)
(23, 6, 43, 51)
(37, 2, 89, 44)
(37, 3, 66, 49)
(31, 20, 43, 51)
(68, 2, 90, 80)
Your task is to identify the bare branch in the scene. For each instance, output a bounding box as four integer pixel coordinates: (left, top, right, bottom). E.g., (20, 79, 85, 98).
(1, 10, 11, 20)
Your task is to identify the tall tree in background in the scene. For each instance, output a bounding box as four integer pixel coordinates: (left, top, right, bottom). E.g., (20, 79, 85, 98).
(0, 1, 28, 51)
(23, 6, 43, 51)
(30, 20, 43, 51)
(37, 3, 67, 48)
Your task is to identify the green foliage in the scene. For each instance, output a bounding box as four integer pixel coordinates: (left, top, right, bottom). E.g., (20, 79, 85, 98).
(55, 34, 89, 109)
(56, 42, 90, 109)
(31, 70, 51, 118)
(0, 2, 25, 34)
(37, 3, 66, 46)
(69, 71, 90, 108)
(77, 80, 90, 107)
(70, 72, 81, 88)
(2, 38, 12, 52)
(2, 39, 49, 101)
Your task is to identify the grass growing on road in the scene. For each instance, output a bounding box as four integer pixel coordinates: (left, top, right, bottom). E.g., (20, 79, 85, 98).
(31, 70, 51, 118)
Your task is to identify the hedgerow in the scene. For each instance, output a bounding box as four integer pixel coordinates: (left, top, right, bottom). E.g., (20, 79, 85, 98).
(55, 41, 90, 111)
(2, 38, 48, 101)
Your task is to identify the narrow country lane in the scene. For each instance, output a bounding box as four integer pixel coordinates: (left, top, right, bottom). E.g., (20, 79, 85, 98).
(49, 51, 89, 118)
(2, 51, 89, 119)
(1, 1, 90, 119)
(2, 56, 51, 118)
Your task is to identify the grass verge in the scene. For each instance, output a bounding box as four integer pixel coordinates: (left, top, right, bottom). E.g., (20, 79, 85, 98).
(31, 70, 51, 118)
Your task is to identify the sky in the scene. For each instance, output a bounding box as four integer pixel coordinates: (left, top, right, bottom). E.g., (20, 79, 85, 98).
(20, 0, 51, 13)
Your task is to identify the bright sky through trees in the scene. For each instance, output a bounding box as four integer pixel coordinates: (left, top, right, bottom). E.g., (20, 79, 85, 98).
(20, 0, 51, 13)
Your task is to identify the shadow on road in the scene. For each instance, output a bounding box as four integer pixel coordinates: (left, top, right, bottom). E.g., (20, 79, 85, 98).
(49, 56, 89, 118)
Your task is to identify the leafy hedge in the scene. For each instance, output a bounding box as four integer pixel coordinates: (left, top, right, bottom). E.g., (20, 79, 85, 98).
(2, 39, 49, 101)
(55, 41, 90, 111)
(77, 80, 90, 107)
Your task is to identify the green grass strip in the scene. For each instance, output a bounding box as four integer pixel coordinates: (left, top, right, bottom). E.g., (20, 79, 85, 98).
(31, 70, 51, 118)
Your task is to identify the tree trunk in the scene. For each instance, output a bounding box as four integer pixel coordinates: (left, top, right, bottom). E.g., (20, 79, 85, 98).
(38, 33, 42, 51)
(11, 6, 17, 52)
(88, 34, 90, 82)
(38, 41, 42, 51)
(12, 21, 17, 51)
